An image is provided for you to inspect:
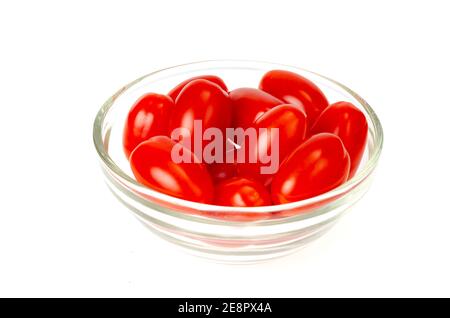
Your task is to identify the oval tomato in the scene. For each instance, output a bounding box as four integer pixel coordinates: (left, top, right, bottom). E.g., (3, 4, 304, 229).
(259, 70, 328, 126)
(168, 75, 228, 101)
(168, 79, 232, 148)
(311, 101, 368, 178)
(237, 104, 307, 186)
(123, 93, 174, 159)
(229, 87, 285, 129)
(208, 162, 237, 183)
(215, 177, 272, 207)
(271, 133, 350, 204)
(129, 136, 214, 203)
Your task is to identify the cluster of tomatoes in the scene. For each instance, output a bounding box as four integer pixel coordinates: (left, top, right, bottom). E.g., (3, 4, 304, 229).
(123, 70, 368, 207)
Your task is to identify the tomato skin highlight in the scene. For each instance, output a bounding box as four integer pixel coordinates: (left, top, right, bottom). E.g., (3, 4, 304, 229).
(311, 101, 368, 178)
(271, 133, 350, 204)
(129, 136, 214, 203)
(168, 75, 228, 101)
(123, 93, 174, 159)
(215, 177, 272, 207)
(259, 70, 328, 126)
(229, 87, 285, 129)
(169, 79, 232, 147)
(237, 104, 308, 186)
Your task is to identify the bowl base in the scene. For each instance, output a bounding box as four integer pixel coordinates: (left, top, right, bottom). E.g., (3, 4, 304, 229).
(136, 216, 334, 264)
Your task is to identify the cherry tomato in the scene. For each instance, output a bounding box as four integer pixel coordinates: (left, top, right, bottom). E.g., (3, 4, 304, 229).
(123, 93, 174, 159)
(208, 162, 237, 183)
(229, 87, 286, 129)
(271, 133, 350, 204)
(215, 177, 272, 207)
(237, 104, 307, 186)
(259, 70, 328, 126)
(205, 136, 240, 183)
(169, 79, 232, 148)
(129, 136, 214, 203)
(311, 101, 368, 178)
(168, 75, 228, 101)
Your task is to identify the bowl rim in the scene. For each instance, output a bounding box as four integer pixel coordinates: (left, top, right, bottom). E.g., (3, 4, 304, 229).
(93, 59, 383, 214)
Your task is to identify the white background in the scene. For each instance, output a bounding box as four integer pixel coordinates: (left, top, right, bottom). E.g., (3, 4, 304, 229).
(1, 0, 449, 297)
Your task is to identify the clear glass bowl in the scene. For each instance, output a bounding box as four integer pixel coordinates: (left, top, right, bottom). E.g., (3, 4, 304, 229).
(93, 60, 383, 263)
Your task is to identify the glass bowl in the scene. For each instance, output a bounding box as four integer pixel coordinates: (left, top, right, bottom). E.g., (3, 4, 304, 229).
(93, 60, 383, 263)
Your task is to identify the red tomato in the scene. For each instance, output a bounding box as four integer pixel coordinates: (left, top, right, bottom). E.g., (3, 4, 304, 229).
(129, 136, 214, 203)
(215, 177, 272, 207)
(271, 133, 350, 204)
(169, 79, 232, 148)
(123, 93, 174, 159)
(259, 70, 328, 126)
(311, 101, 368, 178)
(208, 163, 237, 183)
(168, 75, 228, 101)
(237, 104, 307, 186)
(229, 87, 286, 129)
(205, 136, 240, 183)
